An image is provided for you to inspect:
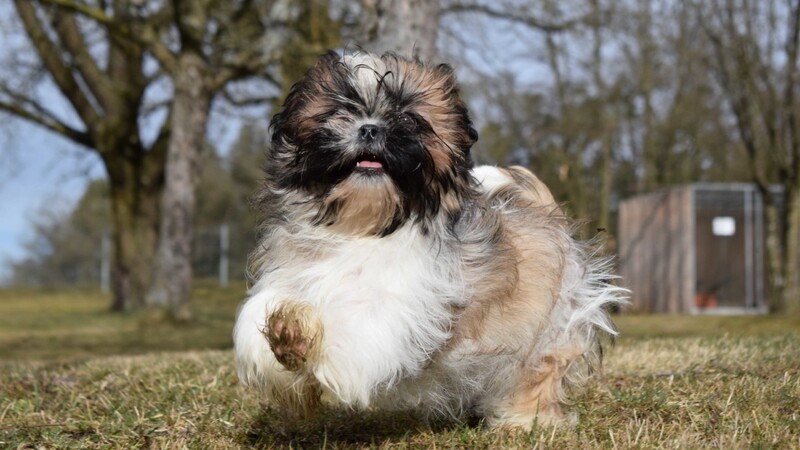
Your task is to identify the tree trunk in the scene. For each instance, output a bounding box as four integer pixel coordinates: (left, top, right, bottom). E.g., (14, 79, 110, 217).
(147, 51, 211, 321)
(105, 155, 162, 312)
(359, 0, 440, 61)
(783, 185, 800, 313)
(764, 199, 786, 312)
(598, 130, 613, 232)
(590, 0, 613, 233)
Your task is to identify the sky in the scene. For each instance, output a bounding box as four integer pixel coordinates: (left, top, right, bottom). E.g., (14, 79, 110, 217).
(0, 111, 248, 283)
(0, 121, 104, 280)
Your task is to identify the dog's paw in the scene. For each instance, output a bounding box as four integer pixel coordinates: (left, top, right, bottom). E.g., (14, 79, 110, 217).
(264, 303, 322, 371)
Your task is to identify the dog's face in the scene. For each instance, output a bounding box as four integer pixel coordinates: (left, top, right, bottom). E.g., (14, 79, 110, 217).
(268, 52, 478, 236)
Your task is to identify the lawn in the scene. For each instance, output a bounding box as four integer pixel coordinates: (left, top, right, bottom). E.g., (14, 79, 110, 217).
(1, 285, 799, 448)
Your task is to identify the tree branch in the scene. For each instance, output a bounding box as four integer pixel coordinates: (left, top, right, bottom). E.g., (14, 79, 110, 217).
(442, 3, 584, 32)
(220, 86, 277, 107)
(51, 9, 113, 111)
(210, 47, 280, 91)
(38, 0, 179, 73)
(0, 98, 92, 148)
(38, 0, 116, 25)
(703, 18, 770, 191)
(14, 0, 99, 125)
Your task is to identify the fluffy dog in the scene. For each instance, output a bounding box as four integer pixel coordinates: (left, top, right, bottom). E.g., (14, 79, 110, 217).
(233, 51, 626, 429)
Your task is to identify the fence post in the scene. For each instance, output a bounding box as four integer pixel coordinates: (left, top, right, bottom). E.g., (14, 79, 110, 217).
(219, 223, 229, 287)
(100, 229, 110, 293)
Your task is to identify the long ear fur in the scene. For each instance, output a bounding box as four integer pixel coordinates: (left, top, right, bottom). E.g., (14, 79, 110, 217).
(270, 51, 344, 146)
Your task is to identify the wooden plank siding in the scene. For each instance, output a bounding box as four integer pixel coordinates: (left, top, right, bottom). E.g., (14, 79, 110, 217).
(618, 183, 774, 314)
(618, 187, 694, 313)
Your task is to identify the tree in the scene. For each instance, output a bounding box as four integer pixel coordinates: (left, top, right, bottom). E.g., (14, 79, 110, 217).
(1, 0, 168, 311)
(9, 124, 267, 288)
(694, 0, 800, 312)
(8, 180, 111, 287)
(1, 0, 294, 316)
(139, 0, 284, 320)
(275, 0, 343, 104)
(443, 0, 746, 235)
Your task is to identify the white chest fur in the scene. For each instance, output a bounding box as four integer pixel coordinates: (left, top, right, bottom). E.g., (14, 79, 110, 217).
(237, 224, 465, 406)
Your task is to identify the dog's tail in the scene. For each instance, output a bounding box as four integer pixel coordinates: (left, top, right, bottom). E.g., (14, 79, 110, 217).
(472, 165, 561, 214)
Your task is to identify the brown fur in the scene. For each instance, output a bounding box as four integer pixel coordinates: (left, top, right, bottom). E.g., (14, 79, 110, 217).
(323, 176, 404, 236)
(445, 168, 577, 425)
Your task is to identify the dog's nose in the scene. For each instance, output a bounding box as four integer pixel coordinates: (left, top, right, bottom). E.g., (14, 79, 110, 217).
(358, 124, 382, 142)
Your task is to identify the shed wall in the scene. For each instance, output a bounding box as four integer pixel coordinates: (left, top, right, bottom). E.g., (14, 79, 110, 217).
(618, 187, 694, 313)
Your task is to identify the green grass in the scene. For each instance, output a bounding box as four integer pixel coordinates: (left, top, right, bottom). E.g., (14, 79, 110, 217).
(1, 285, 799, 448)
(0, 281, 241, 361)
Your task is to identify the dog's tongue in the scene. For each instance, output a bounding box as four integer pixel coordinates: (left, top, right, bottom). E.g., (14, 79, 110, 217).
(357, 160, 383, 169)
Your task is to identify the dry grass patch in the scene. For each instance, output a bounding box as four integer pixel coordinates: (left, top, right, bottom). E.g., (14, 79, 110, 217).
(1, 288, 798, 448)
(1, 320, 798, 447)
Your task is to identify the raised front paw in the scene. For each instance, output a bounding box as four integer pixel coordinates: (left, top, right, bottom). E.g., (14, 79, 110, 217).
(263, 303, 323, 371)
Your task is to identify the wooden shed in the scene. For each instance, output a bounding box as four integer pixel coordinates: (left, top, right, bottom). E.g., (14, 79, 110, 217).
(618, 184, 769, 314)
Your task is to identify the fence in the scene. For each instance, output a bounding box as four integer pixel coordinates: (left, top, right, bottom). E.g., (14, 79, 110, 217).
(99, 223, 249, 292)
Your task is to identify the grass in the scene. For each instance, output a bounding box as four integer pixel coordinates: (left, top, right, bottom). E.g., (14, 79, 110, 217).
(0, 281, 239, 361)
(1, 285, 799, 448)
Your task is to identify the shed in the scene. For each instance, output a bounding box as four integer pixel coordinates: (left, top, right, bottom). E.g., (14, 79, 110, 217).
(618, 183, 770, 314)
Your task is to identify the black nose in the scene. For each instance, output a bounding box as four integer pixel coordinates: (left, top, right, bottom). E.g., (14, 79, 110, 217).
(358, 124, 382, 142)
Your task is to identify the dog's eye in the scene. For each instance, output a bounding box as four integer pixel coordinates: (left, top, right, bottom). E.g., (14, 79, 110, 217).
(399, 112, 416, 127)
(333, 112, 354, 123)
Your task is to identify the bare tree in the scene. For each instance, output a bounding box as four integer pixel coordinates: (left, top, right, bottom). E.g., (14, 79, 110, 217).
(589, 0, 616, 232)
(1, 0, 287, 315)
(140, 1, 283, 320)
(1, 0, 166, 311)
(695, 0, 800, 312)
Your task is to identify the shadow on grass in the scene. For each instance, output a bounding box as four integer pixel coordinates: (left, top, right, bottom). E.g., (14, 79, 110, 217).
(244, 406, 470, 448)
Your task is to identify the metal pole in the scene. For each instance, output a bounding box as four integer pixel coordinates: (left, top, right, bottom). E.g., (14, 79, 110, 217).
(744, 188, 753, 308)
(219, 223, 229, 287)
(755, 188, 765, 310)
(100, 229, 110, 293)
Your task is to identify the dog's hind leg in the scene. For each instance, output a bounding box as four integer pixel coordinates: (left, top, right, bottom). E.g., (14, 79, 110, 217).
(484, 355, 572, 430)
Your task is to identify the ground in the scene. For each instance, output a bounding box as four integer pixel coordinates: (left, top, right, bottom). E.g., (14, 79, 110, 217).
(1, 283, 799, 448)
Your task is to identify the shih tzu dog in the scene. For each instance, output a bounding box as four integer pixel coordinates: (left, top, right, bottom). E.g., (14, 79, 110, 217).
(233, 51, 626, 429)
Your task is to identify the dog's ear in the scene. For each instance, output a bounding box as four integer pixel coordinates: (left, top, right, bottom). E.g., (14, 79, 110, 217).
(431, 64, 459, 96)
(270, 51, 344, 145)
(429, 64, 478, 152)
(305, 50, 344, 85)
(467, 122, 479, 145)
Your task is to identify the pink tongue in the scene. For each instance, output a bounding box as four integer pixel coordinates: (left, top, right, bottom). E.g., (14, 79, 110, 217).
(357, 160, 383, 169)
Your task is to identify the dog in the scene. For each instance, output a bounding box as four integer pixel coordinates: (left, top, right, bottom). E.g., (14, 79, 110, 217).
(233, 51, 626, 429)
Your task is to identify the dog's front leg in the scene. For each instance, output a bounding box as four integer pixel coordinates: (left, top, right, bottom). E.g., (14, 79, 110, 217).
(263, 302, 323, 372)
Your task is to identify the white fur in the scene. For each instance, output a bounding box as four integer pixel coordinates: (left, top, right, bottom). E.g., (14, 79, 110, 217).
(234, 224, 464, 407)
(343, 53, 386, 93)
(472, 165, 514, 194)
(234, 165, 628, 423)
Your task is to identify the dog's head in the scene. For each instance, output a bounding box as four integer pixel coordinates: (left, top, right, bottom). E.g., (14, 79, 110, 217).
(267, 51, 478, 236)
